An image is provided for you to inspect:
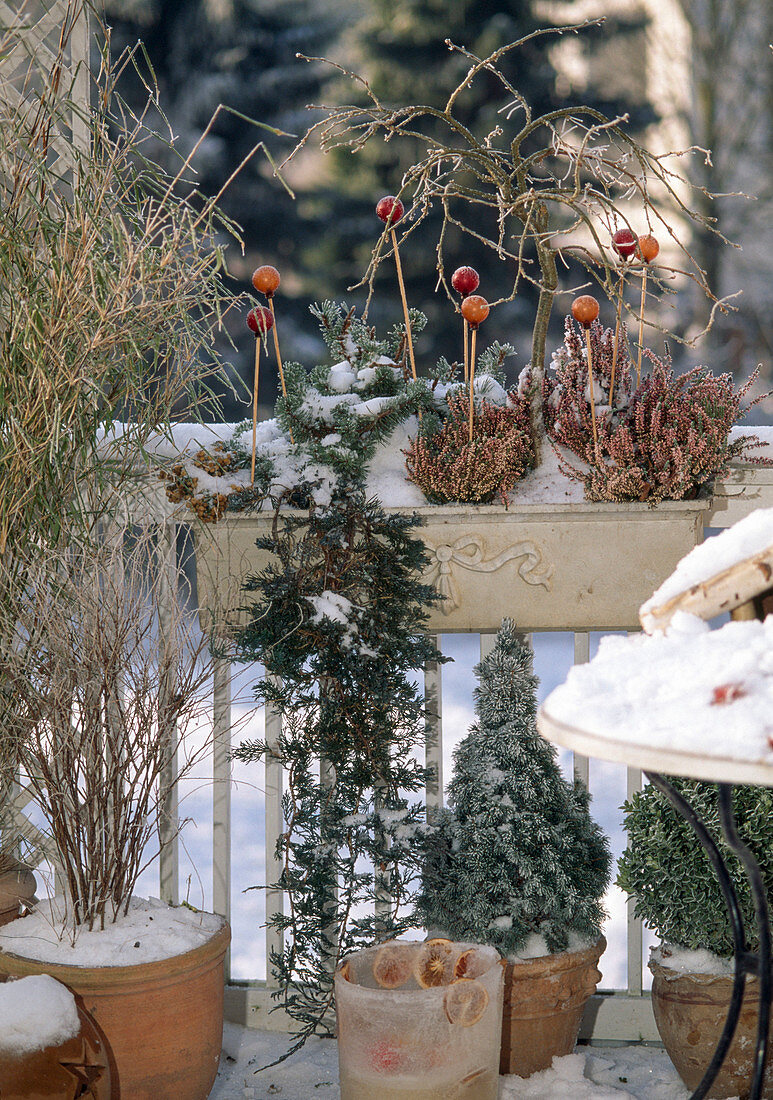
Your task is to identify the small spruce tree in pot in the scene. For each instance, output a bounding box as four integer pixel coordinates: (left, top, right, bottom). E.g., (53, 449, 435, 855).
(416, 619, 611, 1076)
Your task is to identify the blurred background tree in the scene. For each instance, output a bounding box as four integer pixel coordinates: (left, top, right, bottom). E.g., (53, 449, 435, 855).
(100, 0, 772, 417)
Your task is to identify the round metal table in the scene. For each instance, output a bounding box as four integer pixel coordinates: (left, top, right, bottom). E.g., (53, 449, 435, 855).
(537, 705, 773, 1100)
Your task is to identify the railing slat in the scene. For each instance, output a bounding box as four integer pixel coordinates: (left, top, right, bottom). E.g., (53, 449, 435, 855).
(213, 656, 232, 974)
(264, 688, 284, 987)
(424, 638, 443, 818)
(572, 633, 591, 788)
(157, 523, 179, 906)
(626, 766, 644, 996)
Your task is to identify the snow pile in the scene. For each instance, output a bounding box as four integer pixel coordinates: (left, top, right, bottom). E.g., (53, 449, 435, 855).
(642, 506, 773, 614)
(509, 930, 597, 963)
(210, 1025, 706, 1099)
(0, 975, 80, 1056)
(502, 1052, 634, 1097)
(543, 613, 773, 765)
(0, 896, 225, 967)
(651, 943, 734, 977)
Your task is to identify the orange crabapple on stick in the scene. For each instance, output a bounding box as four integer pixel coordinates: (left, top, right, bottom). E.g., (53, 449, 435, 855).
(610, 228, 638, 410)
(460, 294, 490, 442)
(636, 234, 660, 384)
(251, 264, 291, 440)
(453, 266, 481, 383)
(246, 305, 274, 485)
(376, 195, 417, 381)
(251, 264, 281, 298)
(571, 295, 600, 449)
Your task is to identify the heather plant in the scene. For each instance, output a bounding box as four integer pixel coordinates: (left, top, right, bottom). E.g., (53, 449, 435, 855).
(405, 390, 533, 505)
(618, 780, 773, 958)
(544, 317, 769, 504)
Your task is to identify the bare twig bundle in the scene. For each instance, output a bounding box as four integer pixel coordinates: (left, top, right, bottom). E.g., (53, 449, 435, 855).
(0, 528, 216, 931)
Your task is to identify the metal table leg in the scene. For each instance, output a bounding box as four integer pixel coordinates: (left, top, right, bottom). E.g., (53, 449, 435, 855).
(645, 774, 771, 1100)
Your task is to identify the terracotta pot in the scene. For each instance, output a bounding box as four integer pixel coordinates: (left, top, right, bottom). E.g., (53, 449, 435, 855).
(0, 999, 113, 1100)
(500, 934, 605, 1077)
(651, 957, 773, 1099)
(0, 862, 37, 928)
(0, 917, 230, 1100)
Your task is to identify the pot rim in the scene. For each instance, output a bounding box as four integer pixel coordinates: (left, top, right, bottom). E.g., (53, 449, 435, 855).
(0, 915, 230, 991)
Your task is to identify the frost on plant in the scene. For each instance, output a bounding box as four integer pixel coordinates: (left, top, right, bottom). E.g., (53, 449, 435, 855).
(405, 390, 533, 506)
(544, 316, 771, 504)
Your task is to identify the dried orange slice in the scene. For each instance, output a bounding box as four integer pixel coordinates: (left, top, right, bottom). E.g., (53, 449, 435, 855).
(373, 942, 414, 989)
(444, 978, 489, 1027)
(415, 938, 457, 988)
(453, 948, 487, 980)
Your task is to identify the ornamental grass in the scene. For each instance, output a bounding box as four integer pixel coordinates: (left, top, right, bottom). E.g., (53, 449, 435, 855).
(404, 391, 534, 506)
(544, 317, 769, 504)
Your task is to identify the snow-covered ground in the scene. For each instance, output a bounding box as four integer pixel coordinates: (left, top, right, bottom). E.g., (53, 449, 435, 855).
(210, 1025, 704, 1099)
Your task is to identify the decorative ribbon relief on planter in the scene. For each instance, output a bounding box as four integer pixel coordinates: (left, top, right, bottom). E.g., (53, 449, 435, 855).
(424, 536, 554, 613)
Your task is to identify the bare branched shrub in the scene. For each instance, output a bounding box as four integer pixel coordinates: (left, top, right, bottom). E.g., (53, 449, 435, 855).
(404, 391, 533, 505)
(1, 529, 215, 931)
(544, 318, 770, 503)
(291, 20, 733, 458)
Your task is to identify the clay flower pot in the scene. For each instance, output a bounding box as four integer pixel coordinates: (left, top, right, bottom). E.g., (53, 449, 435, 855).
(651, 956, 773, 1099)
(0, 991, 113, 1100)
(0, 917, 230, 1100)
(500, 935, 606, 1077)
(0, 862, 36, 928)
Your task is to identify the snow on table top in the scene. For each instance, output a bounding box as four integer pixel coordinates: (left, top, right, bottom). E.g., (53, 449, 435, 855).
(641, 507, 773, 617)
(542, 613, 773, 769)
(0, 975, 80, 1057)
(0, 896, 225, 967)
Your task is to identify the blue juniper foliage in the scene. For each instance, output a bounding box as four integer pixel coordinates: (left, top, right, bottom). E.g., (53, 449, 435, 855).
(230, 302, 447, 1054)
(416, 619, 611, 956)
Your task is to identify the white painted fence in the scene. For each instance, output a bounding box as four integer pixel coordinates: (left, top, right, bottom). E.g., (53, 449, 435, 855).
(174, 462, 773, 1040)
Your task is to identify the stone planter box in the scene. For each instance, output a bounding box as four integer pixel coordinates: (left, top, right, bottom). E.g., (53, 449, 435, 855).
(195, 498, 710, 635)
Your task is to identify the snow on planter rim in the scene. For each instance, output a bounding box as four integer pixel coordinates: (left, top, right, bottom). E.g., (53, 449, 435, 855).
(640, 506, 773, 623)
(540, 612, 773, 776)
(0, 974, 80, 1056)
(0, 896, 225, 968)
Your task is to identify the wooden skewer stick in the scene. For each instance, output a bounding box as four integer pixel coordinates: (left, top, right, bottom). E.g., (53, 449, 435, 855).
(585, 326, 598, 448)
(636, 268, 647, 387)
(610, 269, 625, 411)
(251, 337, 261, 485)
(635, 235, 660, 386)
(267, 297, 293, 444)
(468, 325, 478, 442)
(463, 316, 469, 384)
(391, 227, 417, 381)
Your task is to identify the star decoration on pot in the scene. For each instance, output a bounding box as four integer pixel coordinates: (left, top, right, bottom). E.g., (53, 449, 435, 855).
(60, 1036, 109, 1099)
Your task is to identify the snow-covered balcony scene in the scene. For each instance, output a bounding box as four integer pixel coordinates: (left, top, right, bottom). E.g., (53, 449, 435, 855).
(1, 2, 773, 1098)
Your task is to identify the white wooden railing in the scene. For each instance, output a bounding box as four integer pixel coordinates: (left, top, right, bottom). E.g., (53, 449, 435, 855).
(181, 461, 773, 1040)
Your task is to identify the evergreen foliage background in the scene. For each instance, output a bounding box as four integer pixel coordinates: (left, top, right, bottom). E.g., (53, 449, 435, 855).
(416, 619, 611, 956)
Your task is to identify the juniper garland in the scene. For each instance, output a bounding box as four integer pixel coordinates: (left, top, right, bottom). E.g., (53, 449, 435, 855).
(415, 619, 610, 957)
(230, 302, 445, 1056)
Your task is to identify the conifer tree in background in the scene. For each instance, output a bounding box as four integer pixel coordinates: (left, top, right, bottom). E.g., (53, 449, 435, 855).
(102, 0, 351, 407)
(230, 303, 444, 1052)
(416, 619, 610, 956)
(313, 0, 651, 366)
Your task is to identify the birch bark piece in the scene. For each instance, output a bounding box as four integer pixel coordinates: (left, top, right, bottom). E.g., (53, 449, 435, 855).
(639, 542, 773, 634)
